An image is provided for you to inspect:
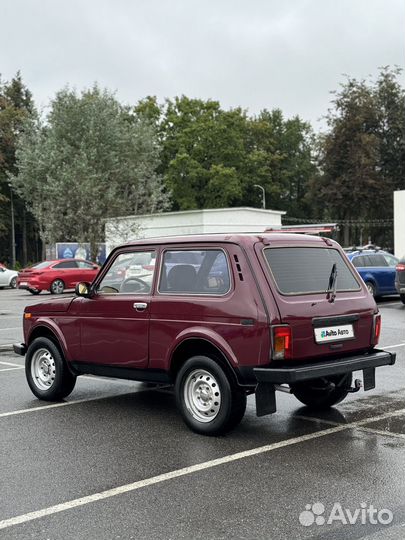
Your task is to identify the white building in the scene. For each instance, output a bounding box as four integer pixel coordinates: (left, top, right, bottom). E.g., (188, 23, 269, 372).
(394, 190, 405, 257)
(105, 207, 285, 252)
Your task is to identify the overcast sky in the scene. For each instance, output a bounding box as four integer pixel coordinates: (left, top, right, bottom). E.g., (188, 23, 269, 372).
(1, 0, 404, 130)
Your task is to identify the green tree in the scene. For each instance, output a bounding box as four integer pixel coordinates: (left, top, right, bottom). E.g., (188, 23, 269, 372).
(157, 96, 248, 209)
(10, 86, 170, 259)
(0, 72, 35, 265)
(310, 67, 405, 246)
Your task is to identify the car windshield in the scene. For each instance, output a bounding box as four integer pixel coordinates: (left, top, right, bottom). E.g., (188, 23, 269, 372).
(263, 247, 360, 295)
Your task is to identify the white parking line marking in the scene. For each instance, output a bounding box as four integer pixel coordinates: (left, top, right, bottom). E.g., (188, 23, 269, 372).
(0, 327, 22, 332)
(380, 343, 405, 350)
(0, 392, 136, 419)
(0, 367, 24, 372)
(0, 360, 23, 368)
(0, 407, 404, 531)
(359, 426, 405, 440)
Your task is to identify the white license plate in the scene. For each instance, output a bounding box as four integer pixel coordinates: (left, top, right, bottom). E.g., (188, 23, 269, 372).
(314, 324, 354, 343)
(20, 282, 28, 286)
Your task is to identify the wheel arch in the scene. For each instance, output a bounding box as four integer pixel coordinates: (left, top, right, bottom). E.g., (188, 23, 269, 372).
(27, 322, 74, 371)
(169, 336, 242, 386)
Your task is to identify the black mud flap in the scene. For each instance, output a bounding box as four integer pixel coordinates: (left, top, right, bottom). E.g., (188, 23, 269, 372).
(255, 382, 277, 417)
(363, 367, 376, 391)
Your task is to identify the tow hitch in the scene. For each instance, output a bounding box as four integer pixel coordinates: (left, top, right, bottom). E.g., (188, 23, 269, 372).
(348, 378, 362, 393)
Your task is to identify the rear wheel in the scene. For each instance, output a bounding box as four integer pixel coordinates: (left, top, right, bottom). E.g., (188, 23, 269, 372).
(9, 276, 17, 289)
(291, 373, 352, 410)
(365, 281, 376, 297)
(25, 337, 76, 400)
(50, 279, 65, 294)
(400, 294, 405, 305)
(175, 355, 246, 435)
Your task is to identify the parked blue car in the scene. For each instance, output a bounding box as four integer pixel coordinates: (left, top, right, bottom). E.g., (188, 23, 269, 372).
(346, 249, 399, 297)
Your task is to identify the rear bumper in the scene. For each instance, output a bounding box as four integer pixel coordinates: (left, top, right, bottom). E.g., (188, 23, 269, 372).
(254, 349, 396, 384)
(253, 349, 396, 417)
(17, 283, 38, 291)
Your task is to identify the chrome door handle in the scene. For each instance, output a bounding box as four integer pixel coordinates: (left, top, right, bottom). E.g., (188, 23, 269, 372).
(133, 302, 148, 311)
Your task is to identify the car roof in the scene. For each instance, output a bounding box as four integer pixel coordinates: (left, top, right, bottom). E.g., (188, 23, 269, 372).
(121, 233, 338, 249)
(347, 250, 391, 258)
(36, 258, 94, 265)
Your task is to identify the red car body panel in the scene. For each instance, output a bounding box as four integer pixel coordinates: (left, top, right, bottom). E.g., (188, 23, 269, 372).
(21, 234, 379, 380)
(17, 259, 99, 293)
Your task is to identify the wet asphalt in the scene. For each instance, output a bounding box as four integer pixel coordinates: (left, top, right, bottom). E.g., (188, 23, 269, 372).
(0, 290, 404, 539)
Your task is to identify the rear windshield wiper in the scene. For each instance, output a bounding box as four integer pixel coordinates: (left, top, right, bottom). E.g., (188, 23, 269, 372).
(326, 263, 338, 303)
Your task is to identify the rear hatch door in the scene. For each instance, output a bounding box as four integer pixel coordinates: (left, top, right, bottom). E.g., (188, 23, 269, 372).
(257, 241, 376, 361)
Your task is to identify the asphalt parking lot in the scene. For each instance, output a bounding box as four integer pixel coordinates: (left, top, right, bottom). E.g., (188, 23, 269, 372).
(0, 289, 404, 539)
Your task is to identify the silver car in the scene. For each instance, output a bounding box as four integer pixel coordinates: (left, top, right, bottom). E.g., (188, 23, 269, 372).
(0, 264, 18, 289)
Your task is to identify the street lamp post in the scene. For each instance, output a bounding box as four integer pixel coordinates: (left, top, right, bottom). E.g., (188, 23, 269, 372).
(254, 184, 266, 209)
(9, 184, 16, 268)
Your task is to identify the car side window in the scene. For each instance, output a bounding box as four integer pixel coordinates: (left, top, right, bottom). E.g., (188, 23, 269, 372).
(369, 254, 389, 267)
(159, 249, 230, 295)
(76, 261, 95, 269)
(53, 261, 78, 269)
(352, 256, 365, 267)
(97, 251, 156, 294)
(383, 254, 399, 267)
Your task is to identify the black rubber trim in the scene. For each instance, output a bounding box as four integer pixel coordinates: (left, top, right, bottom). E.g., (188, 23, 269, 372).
(254, 349, 396, 384)
(13, 343, 27, 356)
(312, 314, 360, 328)
(71, 362, 171, 383)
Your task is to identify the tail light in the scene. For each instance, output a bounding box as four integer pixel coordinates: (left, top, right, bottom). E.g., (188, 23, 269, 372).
(272, 325, 292, 360)
(372, 314, 381, 345)
(396, 264, 405, 271)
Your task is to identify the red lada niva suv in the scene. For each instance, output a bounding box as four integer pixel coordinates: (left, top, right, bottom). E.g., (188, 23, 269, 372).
(14, 233, 396, 435)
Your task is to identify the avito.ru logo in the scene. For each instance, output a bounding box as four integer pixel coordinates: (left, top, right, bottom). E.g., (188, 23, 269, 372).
(299, 502, 393, 527)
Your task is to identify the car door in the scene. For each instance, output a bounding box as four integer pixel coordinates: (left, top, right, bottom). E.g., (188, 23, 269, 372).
(0, 267, 7, 286)
(76, 260, 99, 284)
(74, 248, 157, 368)
(382, 253, 399, 294)
(368, 254, 393, 294)
(52, 260, 79, 289)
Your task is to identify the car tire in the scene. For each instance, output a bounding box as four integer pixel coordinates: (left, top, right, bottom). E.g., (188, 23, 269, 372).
(291, 373, 352, 410)
(365, 281, 376, 297)
(9, 276, 17, 289)
(28, 289, 41, 295)
(175, 355, 247, 435)
(50, 279, 65, 294)
(25, 337, 77, 401)
(400, 294, 405, 305)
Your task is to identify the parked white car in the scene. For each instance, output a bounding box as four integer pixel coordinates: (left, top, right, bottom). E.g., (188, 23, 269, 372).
(0, 264, 18, 289)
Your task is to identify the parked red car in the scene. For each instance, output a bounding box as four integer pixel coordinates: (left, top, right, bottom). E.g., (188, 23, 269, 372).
(17, 259, 99, 295)
(14, 234, 395, 435)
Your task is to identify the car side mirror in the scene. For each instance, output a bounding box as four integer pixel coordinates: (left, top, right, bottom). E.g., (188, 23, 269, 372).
(75, 282, 93, 298)
(0, 268, 5, 272)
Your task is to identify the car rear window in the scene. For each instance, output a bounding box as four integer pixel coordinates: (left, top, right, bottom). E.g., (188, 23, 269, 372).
(263, 247, 360, 295)
(32, 261, 53, 269)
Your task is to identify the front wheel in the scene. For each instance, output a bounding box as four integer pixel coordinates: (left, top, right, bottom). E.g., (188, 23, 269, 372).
(400, 294, 405, 305)
(175, 356, 246, 435)
(25, 337, 77, 400)
(50, 279, 65, 294)
(291, 373, 352, 410)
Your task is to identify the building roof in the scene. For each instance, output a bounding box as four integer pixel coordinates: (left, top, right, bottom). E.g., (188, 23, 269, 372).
(108, 206, 286, 222)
